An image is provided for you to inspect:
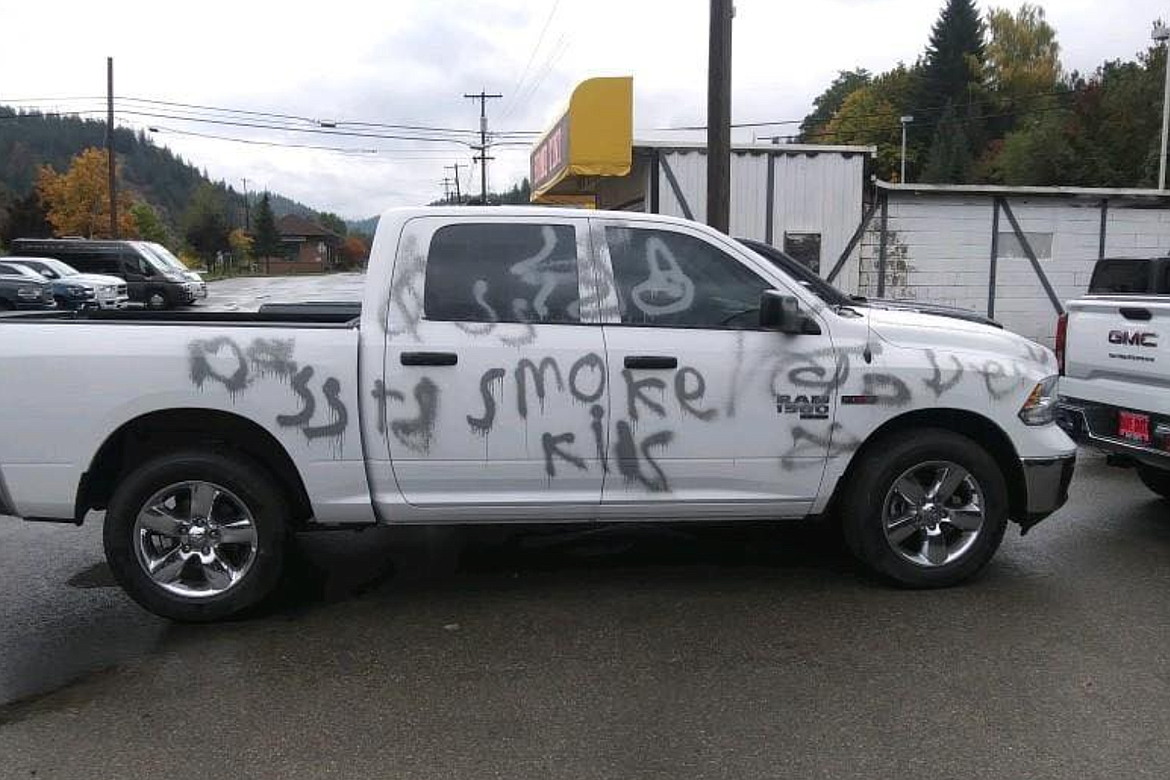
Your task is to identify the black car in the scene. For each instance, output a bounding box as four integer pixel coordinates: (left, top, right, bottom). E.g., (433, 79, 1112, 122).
(0, 263, 56, 311)
(10, 238, 194, 310)
(737, 237, 1002, 329)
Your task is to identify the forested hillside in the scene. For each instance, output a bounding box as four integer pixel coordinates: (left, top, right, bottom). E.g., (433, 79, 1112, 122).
(0, 107, 319, 236)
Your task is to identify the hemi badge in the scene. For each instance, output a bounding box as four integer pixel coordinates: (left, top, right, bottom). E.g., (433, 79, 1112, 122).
(841, 395, 879, 405)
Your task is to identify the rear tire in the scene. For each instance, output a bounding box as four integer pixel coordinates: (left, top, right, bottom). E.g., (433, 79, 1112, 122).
(1137, 464, 1170, 500)
(104, 449, 289, 622)
(146, 290, 169, 310)
(841, 429, 1008, 588)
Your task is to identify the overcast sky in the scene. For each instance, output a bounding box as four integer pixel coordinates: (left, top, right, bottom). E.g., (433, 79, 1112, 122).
(1, 0, 1165, 219)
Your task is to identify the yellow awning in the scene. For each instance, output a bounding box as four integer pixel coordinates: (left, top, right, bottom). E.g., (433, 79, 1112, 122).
(530, 77, 633, 202)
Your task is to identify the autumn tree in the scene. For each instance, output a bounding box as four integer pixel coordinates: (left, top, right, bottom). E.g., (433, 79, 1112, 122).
(984, 4, 1061, 99)
(798, 69, 872, 141)
(228, 228, 254, 263)
(252, 193, 282, 259)
(820, 65, 918, 179)
(339, 235, 369, 268)
(36, 147, 138, 239)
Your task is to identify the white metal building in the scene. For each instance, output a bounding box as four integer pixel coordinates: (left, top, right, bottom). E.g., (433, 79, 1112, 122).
(578, 141, 873, 276)
(831, 182, 1170, 345)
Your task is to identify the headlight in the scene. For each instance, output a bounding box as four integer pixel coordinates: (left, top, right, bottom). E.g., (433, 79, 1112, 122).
(1019, 375, 1059, 425)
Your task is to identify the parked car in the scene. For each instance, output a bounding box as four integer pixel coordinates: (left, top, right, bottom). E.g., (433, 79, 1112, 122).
(1, 257, 128, 310)
(0, 262, 56, 311)
(738, 238, 1003, 328)
(137, 242, 208, 301)
(10, 238, 196, 309)
(0, 207, 1075, 621)
(1057, 256, 1170, 498)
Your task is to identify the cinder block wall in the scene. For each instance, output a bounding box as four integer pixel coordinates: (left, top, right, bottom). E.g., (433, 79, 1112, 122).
(844, 192, 1170, 346)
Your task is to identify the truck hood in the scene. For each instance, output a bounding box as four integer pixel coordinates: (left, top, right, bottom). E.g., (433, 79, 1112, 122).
(71, 274, 125, 287)
(865, 306, 1056, 366)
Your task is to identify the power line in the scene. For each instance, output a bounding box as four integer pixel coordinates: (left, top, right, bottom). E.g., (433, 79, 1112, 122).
(650, 85, 1086, 132)
(503, 0, 562, 119)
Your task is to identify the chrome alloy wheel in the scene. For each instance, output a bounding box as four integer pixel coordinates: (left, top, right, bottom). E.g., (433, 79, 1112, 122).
(881, 460, 986, 568)
(132, 481, 258, 598)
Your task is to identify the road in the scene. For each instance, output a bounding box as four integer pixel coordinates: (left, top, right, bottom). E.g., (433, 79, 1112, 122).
(2, 451, 1169, 779)
(3, 276, 1169, 779)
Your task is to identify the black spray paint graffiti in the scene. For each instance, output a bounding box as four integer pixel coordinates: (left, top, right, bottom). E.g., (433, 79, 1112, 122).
(274, 366, 348, 441)
(467, 368, 506, 434)
(615, 421, 673, 492)
(780, 424, 864, 471)
(923, 349, 965, 398)
(389, 377, 440, 454)
(187, 336, 349, 448)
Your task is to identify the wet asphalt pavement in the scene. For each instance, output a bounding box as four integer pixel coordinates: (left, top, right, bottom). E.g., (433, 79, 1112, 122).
(2, 451, 1169, 780)
(4, 276, 1170, 778)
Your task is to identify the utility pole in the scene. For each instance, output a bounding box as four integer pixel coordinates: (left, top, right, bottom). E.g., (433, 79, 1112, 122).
(464, 91, 502, 202)
(706, 0, 733, 232)
(241, 177, 251, 231)
(1155, 22, 1170, 189)
(106, 56, 118, 239)
(445, 163, 465, 204)
(440, 177, 453, 204)
(899, 116, 914, 184)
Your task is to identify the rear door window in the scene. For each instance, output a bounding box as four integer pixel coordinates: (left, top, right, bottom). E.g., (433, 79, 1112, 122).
(423, 223, 580, 324)
(1090, 259, 1150, 294)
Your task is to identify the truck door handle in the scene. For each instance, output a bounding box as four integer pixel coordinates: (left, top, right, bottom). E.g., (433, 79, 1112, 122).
(400, 351, 458, 366)
(624, 355, 678, 370)
(1120, 307, 1152, 321)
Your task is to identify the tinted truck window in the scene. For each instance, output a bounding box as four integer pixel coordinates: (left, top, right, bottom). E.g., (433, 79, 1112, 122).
(606, 227, 771, 329)
(1090, 259, 1149, 294)
(424, 223, 580, 324)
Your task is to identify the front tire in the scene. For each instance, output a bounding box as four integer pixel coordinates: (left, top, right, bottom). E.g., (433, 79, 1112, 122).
(1137, 464, 1170, 500)
(146, 290, 169, 310)
(104, 449, 289, 621)
(841, 429, 1008, 588)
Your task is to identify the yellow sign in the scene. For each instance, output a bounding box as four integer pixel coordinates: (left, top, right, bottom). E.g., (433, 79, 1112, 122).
(530, 77, 633, 202)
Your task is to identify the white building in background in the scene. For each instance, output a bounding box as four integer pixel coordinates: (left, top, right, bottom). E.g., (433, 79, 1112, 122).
(841, 182, 1170, 345)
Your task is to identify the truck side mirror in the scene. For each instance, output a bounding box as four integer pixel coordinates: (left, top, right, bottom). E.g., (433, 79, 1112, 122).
(759, 290, 822, 335)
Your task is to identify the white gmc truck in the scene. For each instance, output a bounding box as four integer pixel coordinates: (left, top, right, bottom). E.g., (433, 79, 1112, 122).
(0, 207, 1076, 621)
(1057, 257, 1170, 497)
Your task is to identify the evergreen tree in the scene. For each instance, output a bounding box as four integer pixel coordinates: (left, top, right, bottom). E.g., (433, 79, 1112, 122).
(921, 101, 974, 183)
(182, 183, 230, 259)
(252, 193, 282, 259)
(0, 190, 52, 246)
(920, 0, 986, 107)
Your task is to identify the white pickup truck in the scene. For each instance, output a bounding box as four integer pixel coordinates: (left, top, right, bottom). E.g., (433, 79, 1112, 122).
(1057, 257, 1170, 497)
(0, 207, 1075, 620)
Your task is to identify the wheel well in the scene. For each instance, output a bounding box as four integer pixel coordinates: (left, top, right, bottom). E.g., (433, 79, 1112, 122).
(77, 408, 313, 526)
(827, 408, 1027, 521)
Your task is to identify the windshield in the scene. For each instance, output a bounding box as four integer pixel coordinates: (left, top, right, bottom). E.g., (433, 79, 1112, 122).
(0, 262, 47, 281)
(140, 242, 188, 272)
(40, 258, 79, 277)
(735, 238, 853, 307)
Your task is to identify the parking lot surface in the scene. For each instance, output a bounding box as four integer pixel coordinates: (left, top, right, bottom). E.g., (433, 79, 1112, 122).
(3, 276, 1169, 779)
(196, 272, 365, 311)
(2, 450, 1169, 780)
